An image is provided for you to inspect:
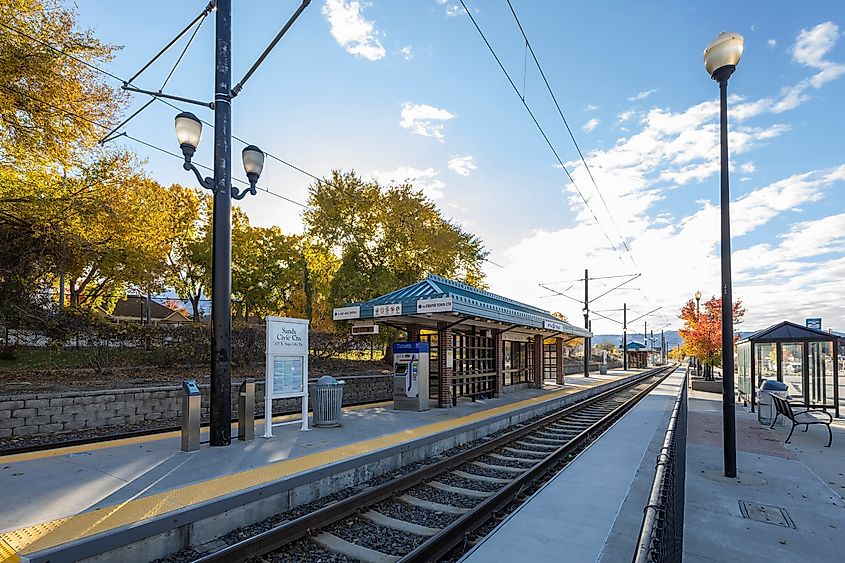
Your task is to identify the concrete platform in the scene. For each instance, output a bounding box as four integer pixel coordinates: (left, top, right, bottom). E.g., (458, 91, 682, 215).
(0, 368, 645, 562)
(683, 389, 845, 562)
(461, 367, 685, 563)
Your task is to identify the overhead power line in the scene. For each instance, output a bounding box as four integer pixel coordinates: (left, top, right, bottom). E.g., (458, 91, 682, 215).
(505, 0, 636, 268)
(458, 0, 626, 265)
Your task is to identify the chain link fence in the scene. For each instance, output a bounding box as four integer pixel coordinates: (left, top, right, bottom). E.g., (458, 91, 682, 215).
(632, 370, 688, 563)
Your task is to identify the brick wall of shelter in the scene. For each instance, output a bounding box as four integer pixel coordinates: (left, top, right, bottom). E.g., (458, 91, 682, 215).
(0, 374, 392, 439)
(437, 322, 453, 408)
(532, 335, 543, 388)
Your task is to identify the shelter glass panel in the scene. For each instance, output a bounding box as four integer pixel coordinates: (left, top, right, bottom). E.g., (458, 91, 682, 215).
(737, 342, 751, 403)
(781, 343, 804, 400)
(543, 343, 556, 380)
(754, 343, 777, 382)
(451, 331, 495, 401)
(809, 341, 833, 407)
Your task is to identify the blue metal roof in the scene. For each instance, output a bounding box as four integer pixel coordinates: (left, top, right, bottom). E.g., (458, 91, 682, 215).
(349, 274, 590, 337)
(625, 341, 647, 350)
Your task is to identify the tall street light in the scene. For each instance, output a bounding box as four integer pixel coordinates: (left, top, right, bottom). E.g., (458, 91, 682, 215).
(704, 31, 744, 478)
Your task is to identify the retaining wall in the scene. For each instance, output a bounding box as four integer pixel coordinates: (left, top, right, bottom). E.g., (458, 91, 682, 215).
(0, 375, 391, 439)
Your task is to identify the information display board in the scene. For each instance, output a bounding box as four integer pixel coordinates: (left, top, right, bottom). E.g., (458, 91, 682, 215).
(264, 316, 310, 437)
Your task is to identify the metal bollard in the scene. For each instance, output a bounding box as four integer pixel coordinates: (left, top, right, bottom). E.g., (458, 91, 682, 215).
(181, 380, 201, 452)
(238, 378, 255, 441)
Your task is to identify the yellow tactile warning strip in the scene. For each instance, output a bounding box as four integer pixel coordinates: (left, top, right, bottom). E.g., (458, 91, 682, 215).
(0, 401, 393, 465)
(0, 374, 635, 559)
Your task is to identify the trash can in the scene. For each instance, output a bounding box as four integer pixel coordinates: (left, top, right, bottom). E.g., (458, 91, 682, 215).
(599, 364, 608, 375)
(310, 375, 345, 428)
(757, 379, 788, 426)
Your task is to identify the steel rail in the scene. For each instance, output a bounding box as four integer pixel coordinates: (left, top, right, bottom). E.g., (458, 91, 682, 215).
(399, 365, 676, 562)
(192, 365, 675, 563)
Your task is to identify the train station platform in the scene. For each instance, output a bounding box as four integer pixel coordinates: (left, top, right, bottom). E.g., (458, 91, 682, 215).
(461, 367, 685, 563)
(0, 367, 645, 563)
(683, 388, 845, 562)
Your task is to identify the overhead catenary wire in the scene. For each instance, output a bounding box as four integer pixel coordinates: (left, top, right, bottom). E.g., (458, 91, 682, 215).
(505, 0, 636, 268)
(458, 0, 625, 265)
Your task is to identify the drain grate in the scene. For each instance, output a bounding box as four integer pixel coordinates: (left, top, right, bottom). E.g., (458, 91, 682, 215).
(738, 500, 796, 528)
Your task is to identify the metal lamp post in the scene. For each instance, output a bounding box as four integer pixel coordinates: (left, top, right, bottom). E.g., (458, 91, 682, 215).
(173, 11, 268, 445)
(704, 31, 744, 478)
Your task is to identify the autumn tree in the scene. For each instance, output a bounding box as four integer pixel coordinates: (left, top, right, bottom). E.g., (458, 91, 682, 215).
(678, 296, 746, 379)
(304, 170, 488, 312)
(166, 188, 210, 321)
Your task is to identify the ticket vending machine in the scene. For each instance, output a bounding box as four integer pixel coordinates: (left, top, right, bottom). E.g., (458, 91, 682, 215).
(393, 341, 430, 411)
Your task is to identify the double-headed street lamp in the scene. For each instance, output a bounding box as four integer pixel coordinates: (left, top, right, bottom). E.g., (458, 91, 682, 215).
(704, 31, 744, 478)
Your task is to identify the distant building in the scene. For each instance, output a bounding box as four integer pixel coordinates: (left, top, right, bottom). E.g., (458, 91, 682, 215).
(105, 296, 191, 324)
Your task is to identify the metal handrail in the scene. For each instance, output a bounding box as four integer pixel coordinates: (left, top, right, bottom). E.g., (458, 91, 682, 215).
(633, 369, 688, 563)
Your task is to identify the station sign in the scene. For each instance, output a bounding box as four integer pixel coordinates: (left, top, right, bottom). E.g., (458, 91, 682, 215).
(264, 316, 310, 436)
(333, 306, 360, 321)
(416, 297, 453, 314)
(543, 319, 566, 332)
(352, 320, 379, 335)
(806, 318, 822, 330)
(374, 303, 402, 317)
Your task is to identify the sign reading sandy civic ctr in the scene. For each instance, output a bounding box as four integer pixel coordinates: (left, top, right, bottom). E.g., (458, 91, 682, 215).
(264, 316, 310, 436)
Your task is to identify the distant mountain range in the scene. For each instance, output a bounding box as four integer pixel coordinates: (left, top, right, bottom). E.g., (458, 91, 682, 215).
(593, 328, 843, 349)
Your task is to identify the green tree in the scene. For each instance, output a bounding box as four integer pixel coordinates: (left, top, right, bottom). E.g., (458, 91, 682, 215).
(0, 0, 122, 167)
(304, 170, 488, 310)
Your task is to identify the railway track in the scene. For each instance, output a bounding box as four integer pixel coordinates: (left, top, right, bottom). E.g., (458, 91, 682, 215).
(192, 365, 676, 563)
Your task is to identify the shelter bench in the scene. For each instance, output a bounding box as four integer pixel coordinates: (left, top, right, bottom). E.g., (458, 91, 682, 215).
(770, 394, 832, 447)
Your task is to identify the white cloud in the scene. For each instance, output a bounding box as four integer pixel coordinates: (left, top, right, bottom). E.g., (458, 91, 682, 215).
(322, 0, 385, 61)
(768, 39, 777, 48)
(740, 162, 756, 173)
(400, 45, 413, 60)
(627, 88, 659, 101)
(371, 166, 446, 200)
(584, 104, 599, 112)
(446, 4, 461, 17)
(582, 118, 600, 132)
(790, 22, 845, 89)
(400, 102, 455, 141)
(447, 155, 477, 176)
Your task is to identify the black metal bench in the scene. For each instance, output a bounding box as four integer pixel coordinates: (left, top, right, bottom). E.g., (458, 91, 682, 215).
(770, 394, 832, 447)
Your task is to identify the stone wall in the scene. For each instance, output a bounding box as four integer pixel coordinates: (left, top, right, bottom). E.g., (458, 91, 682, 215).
(0, 374, 392, 439)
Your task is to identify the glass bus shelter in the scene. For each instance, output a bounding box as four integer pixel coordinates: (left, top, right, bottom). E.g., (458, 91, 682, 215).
(737, 321, 840, 418)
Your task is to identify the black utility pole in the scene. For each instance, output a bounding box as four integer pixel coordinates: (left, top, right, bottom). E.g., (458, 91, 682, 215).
(715, 63, 737, 478)
(210, 0, 233, 447)
(644, 321, 647, 366)
(583, 268, 590, 378)
(623, 303, 627, 370)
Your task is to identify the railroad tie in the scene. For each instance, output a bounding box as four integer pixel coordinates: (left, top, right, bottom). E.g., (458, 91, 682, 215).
(503, 446, 549, 457)
(514, 440, 558, 450)
(486, 452, 537, 463)
(361, 510, 440, 536)
(399, 494, 470, 514)
(471, 461, 528, 474)
(452, 469, 511, 485)
(427, 480, 493, 499)
(524, 435, 567, 445)
(312, 532, 400, 563)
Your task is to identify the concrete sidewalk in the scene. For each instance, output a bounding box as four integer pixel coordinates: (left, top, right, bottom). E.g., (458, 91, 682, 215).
(683, 389, 845, 562)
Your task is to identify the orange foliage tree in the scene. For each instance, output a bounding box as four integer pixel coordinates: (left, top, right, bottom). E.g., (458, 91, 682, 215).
(678, 296, 746, 372)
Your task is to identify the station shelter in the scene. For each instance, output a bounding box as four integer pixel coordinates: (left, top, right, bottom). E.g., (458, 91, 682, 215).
(737, 321, 840, 418)
(625, 341, 649, 369)
(333, 274, 591, 408)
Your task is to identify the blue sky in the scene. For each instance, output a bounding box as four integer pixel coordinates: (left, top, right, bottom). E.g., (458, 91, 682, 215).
(73, 0, 845, 333)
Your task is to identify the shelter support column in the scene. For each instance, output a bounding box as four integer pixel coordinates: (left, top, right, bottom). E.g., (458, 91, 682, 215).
(555, 337, 565, 384)
(532, 335, 543, 388)
(407, 323, 420, 342)
(493, 330, 503, 397)
(437, 322, 453, 408)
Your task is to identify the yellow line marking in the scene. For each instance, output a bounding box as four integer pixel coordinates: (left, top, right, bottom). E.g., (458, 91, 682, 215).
(0, 401, 393, 465)
(0, 377, 627, 556)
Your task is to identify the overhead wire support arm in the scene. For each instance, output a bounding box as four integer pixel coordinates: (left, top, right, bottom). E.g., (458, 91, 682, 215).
(589, 273, 641, 304)
(120, 84, 213, 108)
(230, 0, 312, 98)
(629, 306, 662, 324)
(124, 1, 215, 86)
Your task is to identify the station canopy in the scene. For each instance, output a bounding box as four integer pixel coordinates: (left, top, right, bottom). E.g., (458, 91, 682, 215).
(333, 274, 591, 340)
